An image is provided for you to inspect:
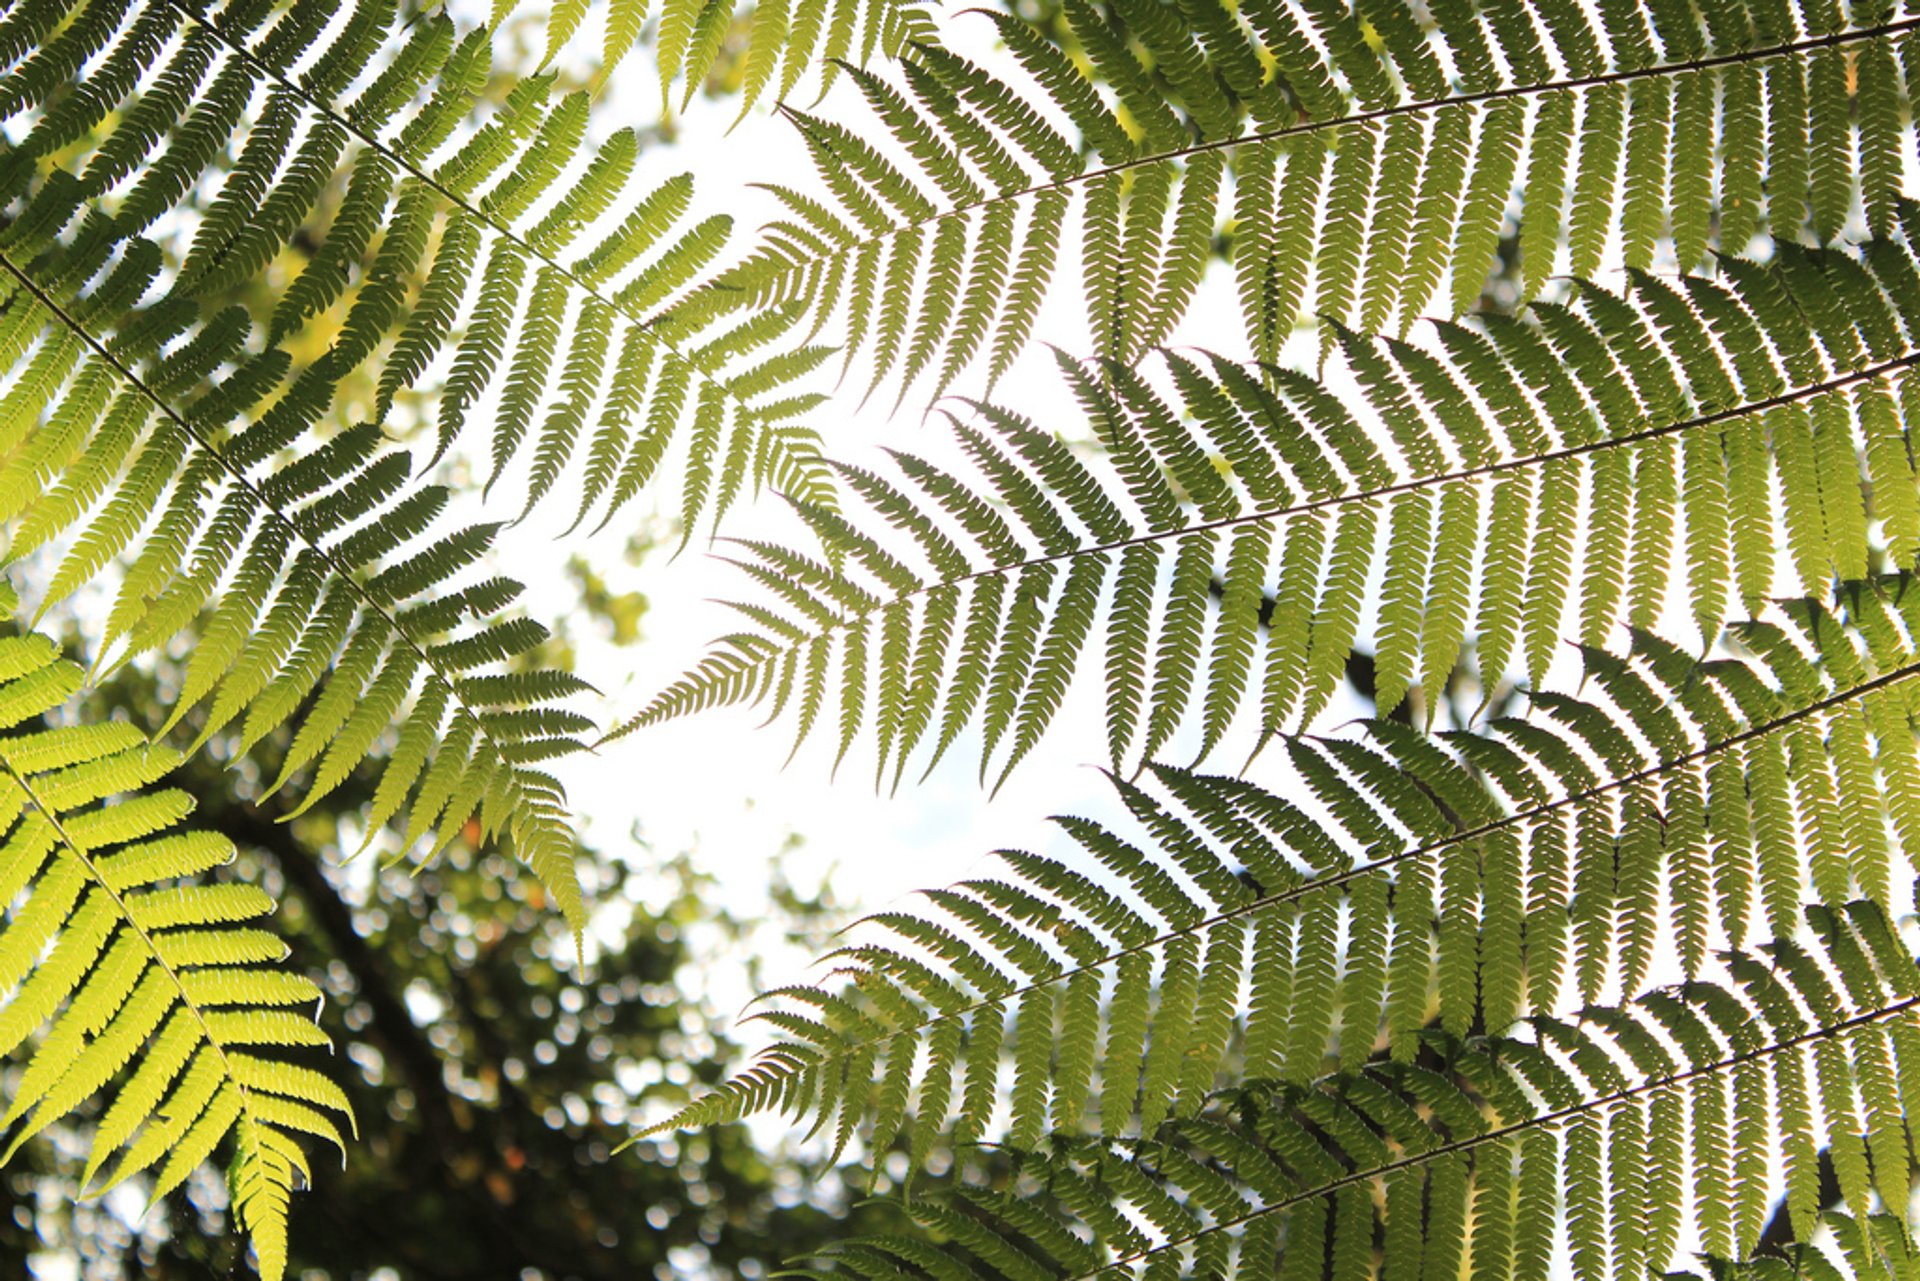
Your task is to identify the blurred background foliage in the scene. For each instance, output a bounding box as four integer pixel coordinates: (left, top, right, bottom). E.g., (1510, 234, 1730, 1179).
(0, 565, 901, 1279)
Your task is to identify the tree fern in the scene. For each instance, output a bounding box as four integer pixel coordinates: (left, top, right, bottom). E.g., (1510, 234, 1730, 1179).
(0, 603, 347, 1281)
(667, 895, 1920, 1277)
(13, 0, 1920, 1271)
(629, 230, 1920, 779)
(670, 0, 1919, 400)
(642, 578, 1920, 1171)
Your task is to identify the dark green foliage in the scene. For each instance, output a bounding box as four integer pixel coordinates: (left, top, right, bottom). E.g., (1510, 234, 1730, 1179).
(788, 898, 1920, 1277)
(651, 578, 1920, 1162)
(616, 10, 1920, 1255)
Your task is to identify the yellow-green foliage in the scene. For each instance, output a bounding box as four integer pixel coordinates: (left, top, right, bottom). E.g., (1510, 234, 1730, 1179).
(507, 0, 934, 112)
(0, 599, 348, 1281)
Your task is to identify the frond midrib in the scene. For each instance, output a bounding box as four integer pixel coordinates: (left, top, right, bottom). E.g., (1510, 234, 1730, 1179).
(0, 739, 270, 1174)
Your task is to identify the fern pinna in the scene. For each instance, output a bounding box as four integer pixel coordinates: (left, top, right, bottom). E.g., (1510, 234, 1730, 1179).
(0, 0, 887, 922)
(673, 0, 1918, 400)
(0, 603, 348, 1281)
(644, 579, 1920, 1275)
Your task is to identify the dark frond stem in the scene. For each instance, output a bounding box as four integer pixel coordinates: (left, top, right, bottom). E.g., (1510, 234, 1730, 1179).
(972, 14, 1920, 213)
(695, 14, 1920, 310)
(1083, 992, 1920, 1277)
(0, 247, 562, 865)
(155, 0, 823, 510)
(226, 805, 459, 1147)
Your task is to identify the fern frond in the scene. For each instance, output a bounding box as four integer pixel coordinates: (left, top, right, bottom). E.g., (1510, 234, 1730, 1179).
(632, 236, 1920, 778)
(673, 2, 1920, 400)
(0, 614, 348, 1281)
(783, 899, 1920, 1277)
(4, 0, 837, 539)
(0, 200, 591, 934)
(641, 582, 1920, 1174)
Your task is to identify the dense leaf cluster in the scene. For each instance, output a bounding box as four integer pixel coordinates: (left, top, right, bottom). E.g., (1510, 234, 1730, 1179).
(8, 0, 1920, 1276)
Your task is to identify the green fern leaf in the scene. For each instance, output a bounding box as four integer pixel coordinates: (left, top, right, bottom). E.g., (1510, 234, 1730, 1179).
(0, 627, 347, 1281)
(635, 234, 1920, 779)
